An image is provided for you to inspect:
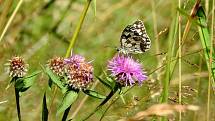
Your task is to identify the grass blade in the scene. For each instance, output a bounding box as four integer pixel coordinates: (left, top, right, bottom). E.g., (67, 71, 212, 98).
(196, 6, 215, 89)
(65, 0, 92, 57)
(0, 0, 23, 42)
(83, 89, 106, 99)
(57, 90, 78, 115)
(42, 93, 49, 121)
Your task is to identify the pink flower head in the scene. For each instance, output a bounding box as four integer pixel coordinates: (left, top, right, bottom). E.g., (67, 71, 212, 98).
(108, 55, 147, 86)
(65, 55, 93, 90)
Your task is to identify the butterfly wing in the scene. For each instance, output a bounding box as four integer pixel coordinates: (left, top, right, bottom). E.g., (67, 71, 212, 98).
(120, 20, 151, 53)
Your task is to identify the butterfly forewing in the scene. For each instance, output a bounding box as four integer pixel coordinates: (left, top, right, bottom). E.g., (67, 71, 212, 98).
(120, 20, 151, 54)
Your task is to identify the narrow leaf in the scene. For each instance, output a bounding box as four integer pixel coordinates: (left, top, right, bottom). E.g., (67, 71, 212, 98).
(23, 70, 41, 79)
(62, 105, 71, 121)
(57, 90, 78, 115)
(44, 67, 67, 93)
(14, 71, 40, 92)
(196, 6, 215, 89)
(48, 78, 53, 89)
(96, 76, 113, 89)
(83, 89, 106, 99)
(42, 93, 48, 121)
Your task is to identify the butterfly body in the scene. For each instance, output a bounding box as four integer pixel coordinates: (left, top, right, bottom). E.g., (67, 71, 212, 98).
(118, 20, 151, 54)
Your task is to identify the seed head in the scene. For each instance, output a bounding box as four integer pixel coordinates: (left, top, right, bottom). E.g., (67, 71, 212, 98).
(47, 57, 66, 76)
(65, 55, 93, 90)
(7, 56, 28, 78)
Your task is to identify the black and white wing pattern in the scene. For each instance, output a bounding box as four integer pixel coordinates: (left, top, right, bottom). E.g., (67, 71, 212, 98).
(119, 20, 151, 54)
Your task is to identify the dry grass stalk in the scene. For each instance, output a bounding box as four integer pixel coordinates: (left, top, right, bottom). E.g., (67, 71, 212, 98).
(119, 103, 199, 121)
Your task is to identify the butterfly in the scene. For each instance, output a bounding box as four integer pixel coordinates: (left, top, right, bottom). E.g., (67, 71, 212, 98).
(117, 20, 151, 54)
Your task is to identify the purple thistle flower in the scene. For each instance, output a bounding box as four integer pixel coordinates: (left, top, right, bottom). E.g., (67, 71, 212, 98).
(64, 55, 85, 65)
(65, 55, 93, 90)
(108, 55, 147, 86)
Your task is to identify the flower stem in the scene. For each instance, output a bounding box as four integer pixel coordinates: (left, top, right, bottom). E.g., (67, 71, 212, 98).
(15, 87, 21, 121)
(82, 85, 118, 121)
(62, 0, 92, 120)
(61, 105, 71, 121)
(178, 0, 182, 120)
(65, 0, 92, 58)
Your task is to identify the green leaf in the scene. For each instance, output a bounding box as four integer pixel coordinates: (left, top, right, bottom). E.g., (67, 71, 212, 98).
(48, 78, 53, 89)
(106, 76, 115, 88)
(42, 93, 48, 121)
(15, 79, 27, 92)
(24, 70, 41, 79)
(43, 66, 67, 93)
(14, 71, 41, 92)
(61, 106, 71, 121)
(83, 89, 106, 99)
(196, 6, 215, 89)
(57, 90, 78, 115)
(96, 76, 114, 90)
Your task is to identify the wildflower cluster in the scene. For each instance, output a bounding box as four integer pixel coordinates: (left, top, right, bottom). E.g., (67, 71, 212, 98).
(7, 56, 28, 78)
(47, 57, 66, 77)
(47, 55, 93, 90)
(65, 55, 93, 90)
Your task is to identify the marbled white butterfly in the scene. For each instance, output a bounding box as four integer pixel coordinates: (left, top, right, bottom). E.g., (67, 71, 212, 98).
(117, 20, 151, 54)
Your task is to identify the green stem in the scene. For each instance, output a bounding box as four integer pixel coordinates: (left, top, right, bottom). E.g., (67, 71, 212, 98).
(160, 13, 178, 121)
(61, 1, 92, 120)
(15, 87, 21, 121)
(160, 17, 177, 103)
(65, 0, 92, 58)
(83, 85, 118, 121)
(61, 105, 71, 121)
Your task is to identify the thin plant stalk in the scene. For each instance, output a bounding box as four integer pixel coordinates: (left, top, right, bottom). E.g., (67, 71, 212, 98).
(160, 7, 178, 120)
(0, 0, 23, 42)
(197, 7, 215, 91)
(47, 0, 92, 119)
(151, 0, 160, 60)
(47, 1, 74, 117)
(207, 0, 214, 120)
(160, 16, 178, 102)
(178, 0, 182, 120)
(205, 0, 209, 17)
(0, 0, 13, 35)
(62, 0, 92, 120)
(15, 86, 21, 121)
(65, 0, 92, 58)
(170, 0, 201, 77)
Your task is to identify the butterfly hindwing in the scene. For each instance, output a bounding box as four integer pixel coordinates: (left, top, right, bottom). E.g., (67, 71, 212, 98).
(120, 20, 151, 54)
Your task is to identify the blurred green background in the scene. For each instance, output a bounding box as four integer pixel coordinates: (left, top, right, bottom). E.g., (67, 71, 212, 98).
(0, 0, 214, 121)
